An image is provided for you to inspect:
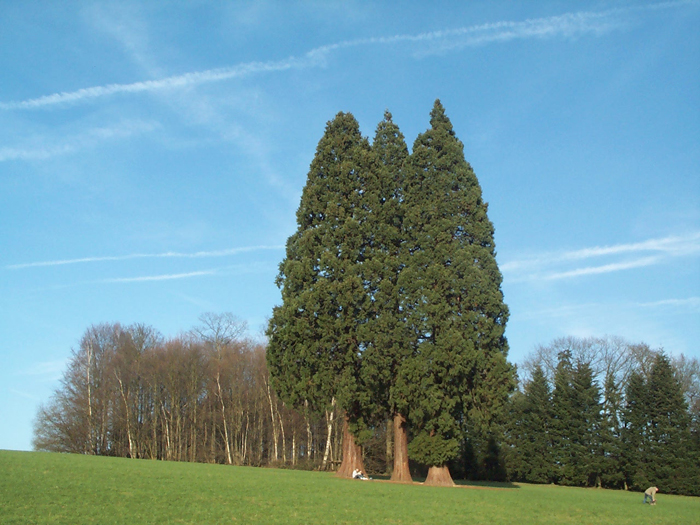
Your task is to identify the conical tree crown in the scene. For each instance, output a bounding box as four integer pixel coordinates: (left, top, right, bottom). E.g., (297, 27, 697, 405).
(360, 110, 412, 422)
(296, 112, 369, 231)
(646, 353, 694, 494)
(267, 111, 373, 416)
(402, 101, 512, 468)
(429, 99, 454, 135)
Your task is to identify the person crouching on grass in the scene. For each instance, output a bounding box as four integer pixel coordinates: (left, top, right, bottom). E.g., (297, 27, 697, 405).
(352, 469, 369, 480)
(643, 486, 659, 505)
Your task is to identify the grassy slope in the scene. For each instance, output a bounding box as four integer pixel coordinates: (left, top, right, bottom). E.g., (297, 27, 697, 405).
(1, 450, 698, 525)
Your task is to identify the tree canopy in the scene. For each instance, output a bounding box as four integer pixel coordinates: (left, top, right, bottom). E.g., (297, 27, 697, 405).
(400, 101, 513, 483)
(267, 101, 513, 484)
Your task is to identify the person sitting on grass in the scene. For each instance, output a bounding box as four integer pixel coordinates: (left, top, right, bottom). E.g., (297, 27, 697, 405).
(643, 486, 659, 505)
(352, 468, 369, 480)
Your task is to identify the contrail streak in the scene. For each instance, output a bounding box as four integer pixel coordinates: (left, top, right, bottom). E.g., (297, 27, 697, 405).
(501, 232, 700, 273)
(502, 231, 700, 282)
(99, 270, 217, 283)
(5, 245, 284, 270)
(2, 3, 687, 111)
(539, 256, 662, 281)
(0, 55, 319, 110)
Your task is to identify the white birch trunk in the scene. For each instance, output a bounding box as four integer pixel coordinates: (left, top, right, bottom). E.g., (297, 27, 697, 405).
(322, 397, 336, 469)
(216, 373, 233, 465)
(266, 379, 279, 461)
(115, 373, 135, 458)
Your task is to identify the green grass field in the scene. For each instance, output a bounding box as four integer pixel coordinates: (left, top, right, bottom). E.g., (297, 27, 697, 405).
(1, 450, 698, 524)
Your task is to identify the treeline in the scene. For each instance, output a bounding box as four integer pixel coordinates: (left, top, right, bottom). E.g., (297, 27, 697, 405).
(33, 102, 700, 495)
(34, 326, 700, 495)
(503, 336, 700, 496)
(33, 315, 347, 469)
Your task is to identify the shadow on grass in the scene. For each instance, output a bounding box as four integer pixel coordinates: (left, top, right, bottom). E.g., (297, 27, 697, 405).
(454, 480, 519, 489)
(362, 474, 519, 489)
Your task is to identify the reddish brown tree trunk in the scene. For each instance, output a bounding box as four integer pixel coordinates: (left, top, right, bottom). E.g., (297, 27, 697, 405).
(424, 465, 455, 487)
(335, 417, 366, 478)
(390, 413, 412, 483)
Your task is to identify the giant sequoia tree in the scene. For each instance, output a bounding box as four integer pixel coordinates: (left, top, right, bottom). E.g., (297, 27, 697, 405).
(266, 112, 376, 477)
(400, 100, 513, 486)
(360, 111, 414, 482)
(267, 102, 512, 484)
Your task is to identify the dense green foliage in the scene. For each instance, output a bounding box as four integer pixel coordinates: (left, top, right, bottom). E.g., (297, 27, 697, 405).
(3, 450, 699, 525)
(401, 101, 513, 467)
(33, 102, 699, 495)
(267, 102, 514, 472)
(507, 351, 700, 497)
(360, 111, 412, 426)
(621, 354, 699, 495)
(507, 366, 555, 483)
(266, 112, 375, 425)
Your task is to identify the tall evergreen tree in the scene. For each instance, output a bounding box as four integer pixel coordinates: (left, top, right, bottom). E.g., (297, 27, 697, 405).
(621, 371, 650, 490)
(599, 371, 625, 488)
(360, 111, 414, 482)
(621, 355, 699, 495)
(550, 353, 603, 487)
(569, 361, 602, 486)
(401, 100, 513, 486)
(266, 112, 376, 477)
(514, 366, 555, 483)
(645, 353, 696, 494)
(550, 350, 575, 484)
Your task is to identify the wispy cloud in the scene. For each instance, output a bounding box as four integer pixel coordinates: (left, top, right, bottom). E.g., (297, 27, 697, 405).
(8, 388, 40, 401)
(517, 296, 700, 322)
(6, 245, 284, 270)
(637, 297, 700, 309)
(99, 270, 218, 283)
(0, 55, 319, 110)
(95, 260, 276, 284)
(0, 120, 159, 162)
(17, 359, 69, 382)
(319, 8, 622, 58)
(503, 231, 700, 282)
(539, 256, 662, 281)
(2, 2, 686, 111)
(501, 232, 700, 273)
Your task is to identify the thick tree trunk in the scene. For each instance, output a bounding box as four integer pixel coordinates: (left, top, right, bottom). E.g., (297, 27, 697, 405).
(424, 465, 455, 487)
(390, 413, 412, 482)
(336, 416, 366, 478)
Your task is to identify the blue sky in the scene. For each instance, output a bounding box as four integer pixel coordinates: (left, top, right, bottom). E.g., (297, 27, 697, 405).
(1, 1, 698, 451)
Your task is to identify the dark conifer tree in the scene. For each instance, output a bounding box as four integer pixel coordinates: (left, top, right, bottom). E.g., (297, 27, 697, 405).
(360, 111, 414, 482)
(550, 350, 575, 484)
(569, 361, 602, 486)
(599, 372, 625, 488)
(645, 353, 696, 494)
(516, 366, 555, 483)
(551, 354, 603, 486)
(266, 112, 376, 477)
(621, 371, 650, 490)
(401, 100, 513, 486)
